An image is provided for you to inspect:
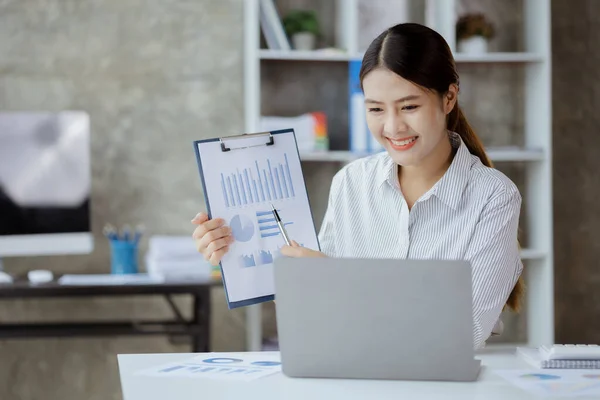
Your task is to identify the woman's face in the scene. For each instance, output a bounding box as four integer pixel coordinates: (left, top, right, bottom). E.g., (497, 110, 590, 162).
(362, 67, 457, 168)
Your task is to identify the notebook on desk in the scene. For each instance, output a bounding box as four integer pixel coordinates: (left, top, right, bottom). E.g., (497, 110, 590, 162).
(518, 346, 600, 369)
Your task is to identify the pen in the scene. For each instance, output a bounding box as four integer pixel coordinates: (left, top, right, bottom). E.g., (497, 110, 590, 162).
(121, 224, 131, 242)
(103, 224, 118, 241)
(271, 204, 291, 246)
(133, 224, 145, 244)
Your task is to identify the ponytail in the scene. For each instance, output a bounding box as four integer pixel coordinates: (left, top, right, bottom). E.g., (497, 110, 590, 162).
(448, 104, 525, 312)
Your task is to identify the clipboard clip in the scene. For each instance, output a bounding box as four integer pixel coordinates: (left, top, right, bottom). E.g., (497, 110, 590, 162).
(220, 132, 275, 152)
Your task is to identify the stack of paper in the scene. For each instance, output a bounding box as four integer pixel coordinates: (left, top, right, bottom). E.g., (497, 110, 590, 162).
(145, 236, 212, 282)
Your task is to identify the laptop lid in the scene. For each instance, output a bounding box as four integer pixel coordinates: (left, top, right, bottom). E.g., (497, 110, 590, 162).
(273, 257, 480, 381)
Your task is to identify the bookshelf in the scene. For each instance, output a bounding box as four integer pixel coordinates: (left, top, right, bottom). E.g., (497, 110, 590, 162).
(243, 0, 553, 352)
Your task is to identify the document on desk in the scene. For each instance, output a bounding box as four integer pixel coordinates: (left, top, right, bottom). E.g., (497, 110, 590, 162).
(495, 369, 600, 397)
(193, 129, 320, 308)
(136, 353, 282, 381)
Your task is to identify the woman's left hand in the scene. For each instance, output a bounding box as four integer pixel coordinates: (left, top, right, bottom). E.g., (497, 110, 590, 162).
(280, 240, 327, 258)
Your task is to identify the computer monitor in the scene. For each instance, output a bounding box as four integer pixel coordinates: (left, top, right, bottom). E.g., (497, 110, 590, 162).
(0, 111, 93, 267)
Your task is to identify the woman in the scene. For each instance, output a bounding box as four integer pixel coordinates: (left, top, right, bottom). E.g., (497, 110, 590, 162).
(192, 23, 524, 350)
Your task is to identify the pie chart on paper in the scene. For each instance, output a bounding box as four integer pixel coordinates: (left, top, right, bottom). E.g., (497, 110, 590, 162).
(230, 214, 255, 242)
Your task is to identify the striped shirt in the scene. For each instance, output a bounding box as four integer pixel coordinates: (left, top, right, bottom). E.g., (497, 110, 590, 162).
(318, 131, 523, 349)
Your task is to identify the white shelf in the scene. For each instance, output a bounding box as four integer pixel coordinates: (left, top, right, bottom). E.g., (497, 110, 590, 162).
(259, 49, 355, 61)
(486, 147, 545, 161)
(300, 147, 544, 163)
(259, 50, 544, 64)
(483, 342, 528, 351)
(454, 52, 545, 63)
(520, 248, 547, 260)
(299, 150, 368, 162)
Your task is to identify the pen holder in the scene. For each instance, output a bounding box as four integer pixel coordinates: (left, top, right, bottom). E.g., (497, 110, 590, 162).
(109, 240, 138, 275)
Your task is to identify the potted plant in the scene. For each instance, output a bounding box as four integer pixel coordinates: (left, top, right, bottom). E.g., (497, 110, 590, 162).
(282, 9, 320, 51)
(456, 13, 495, 54)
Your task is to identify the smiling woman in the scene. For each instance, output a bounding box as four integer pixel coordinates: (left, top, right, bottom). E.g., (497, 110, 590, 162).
(281, 22, 525, 349)
(193, 22, 525, 350)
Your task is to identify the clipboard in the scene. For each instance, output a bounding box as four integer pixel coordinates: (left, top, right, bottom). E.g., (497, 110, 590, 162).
(192, 129, 320, 309)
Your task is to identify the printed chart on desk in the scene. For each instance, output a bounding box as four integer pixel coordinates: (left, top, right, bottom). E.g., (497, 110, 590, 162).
(194, 130, 319, 307)
(495, 370, 600, 397)
(136, 353, 282, 381)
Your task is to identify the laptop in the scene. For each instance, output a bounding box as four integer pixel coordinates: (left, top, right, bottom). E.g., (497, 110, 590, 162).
(272, 257, 481, 381)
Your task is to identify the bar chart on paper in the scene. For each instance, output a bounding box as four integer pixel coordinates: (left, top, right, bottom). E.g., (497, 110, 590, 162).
(256, 210, 293, 239)
(194, 129, 321, 306)
(220, 153, 296, 208)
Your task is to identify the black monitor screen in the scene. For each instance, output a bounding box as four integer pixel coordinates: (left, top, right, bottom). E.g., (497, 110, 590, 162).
(0, 112, 91, 236)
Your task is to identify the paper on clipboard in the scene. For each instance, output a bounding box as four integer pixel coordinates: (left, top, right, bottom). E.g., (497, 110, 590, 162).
(193, 129, 320, 308)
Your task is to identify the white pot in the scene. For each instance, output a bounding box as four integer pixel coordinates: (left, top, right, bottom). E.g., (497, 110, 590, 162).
(292, 32, 316, 51)
(457, 36, 488, 54)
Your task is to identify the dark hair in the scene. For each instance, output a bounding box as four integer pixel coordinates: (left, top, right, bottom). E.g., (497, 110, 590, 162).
(359, 23, 524, 312)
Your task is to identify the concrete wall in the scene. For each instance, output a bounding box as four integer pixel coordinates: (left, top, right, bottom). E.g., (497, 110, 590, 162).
(0, 0, 598, 398)
(0, 1, 246, 399)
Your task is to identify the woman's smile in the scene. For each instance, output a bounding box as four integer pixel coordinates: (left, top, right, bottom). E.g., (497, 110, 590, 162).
(386, 136, 419, 151)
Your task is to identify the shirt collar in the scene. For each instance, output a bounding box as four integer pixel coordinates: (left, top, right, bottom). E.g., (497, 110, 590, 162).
(428, 132, 472, 210)
(376, 131, 473, 209)
(377, 154, 398, 189)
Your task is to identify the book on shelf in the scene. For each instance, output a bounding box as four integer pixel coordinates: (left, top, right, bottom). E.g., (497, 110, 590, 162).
(348, 60, 384, 154)
(259, 0, 290, 50)
(259, 112, 328, 153)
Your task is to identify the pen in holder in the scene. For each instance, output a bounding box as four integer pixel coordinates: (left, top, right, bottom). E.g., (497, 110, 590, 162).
(104, 223, 144, 275)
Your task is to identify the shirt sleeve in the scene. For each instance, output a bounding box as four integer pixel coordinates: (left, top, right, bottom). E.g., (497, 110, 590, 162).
(317, 171, 343, 257)
(465, 190, 523, 350)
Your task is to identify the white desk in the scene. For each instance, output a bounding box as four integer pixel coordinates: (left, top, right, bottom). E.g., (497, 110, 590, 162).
(117, 348, 598, 400)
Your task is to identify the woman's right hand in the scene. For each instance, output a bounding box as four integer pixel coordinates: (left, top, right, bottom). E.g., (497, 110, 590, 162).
(191, 212, 234, 266)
